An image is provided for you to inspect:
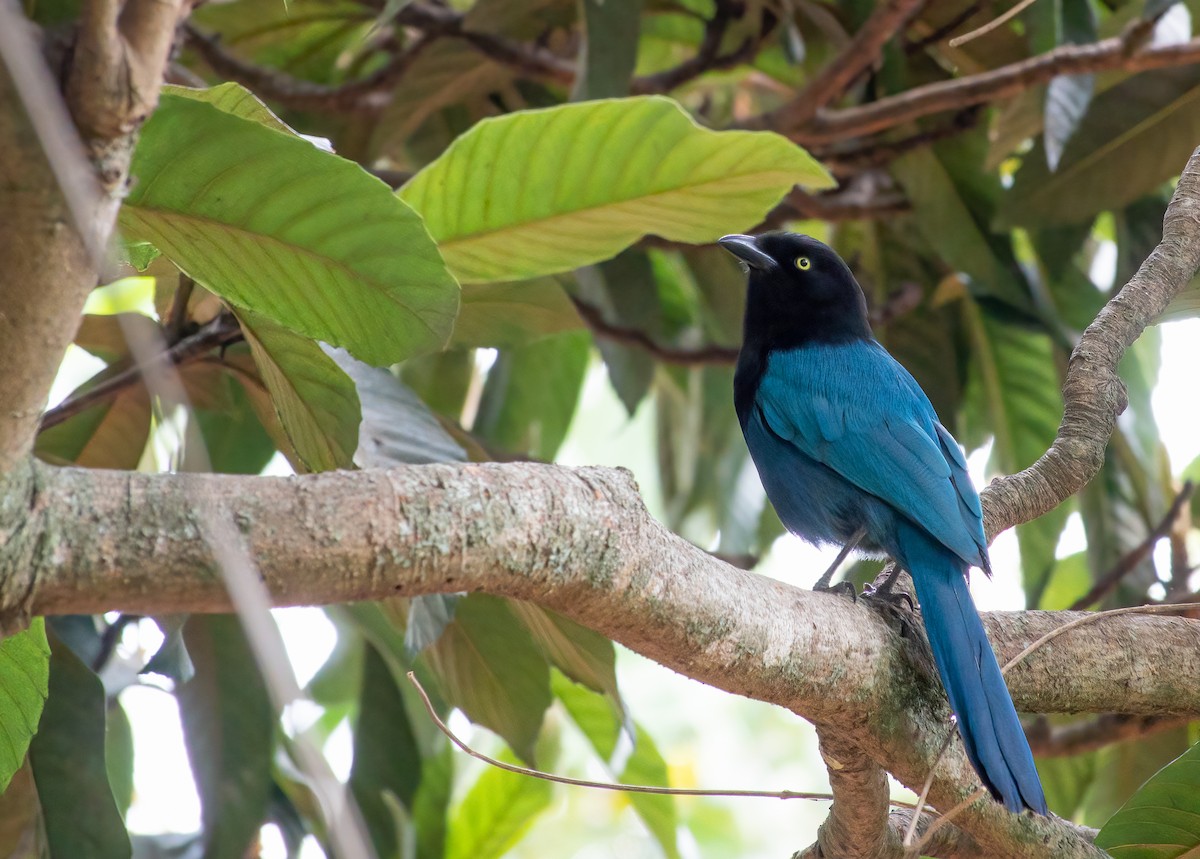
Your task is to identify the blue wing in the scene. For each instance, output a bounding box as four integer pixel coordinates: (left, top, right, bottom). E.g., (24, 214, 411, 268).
(756, 341, 988, 571)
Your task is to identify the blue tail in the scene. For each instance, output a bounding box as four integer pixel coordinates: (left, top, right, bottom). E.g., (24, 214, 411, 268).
(898, 522, 1048, 814)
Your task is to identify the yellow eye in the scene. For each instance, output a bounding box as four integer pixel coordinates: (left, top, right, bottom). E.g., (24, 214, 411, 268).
(795, 257, 811, 270)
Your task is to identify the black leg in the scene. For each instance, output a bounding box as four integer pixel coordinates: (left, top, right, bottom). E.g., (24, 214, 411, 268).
(862, 564, 915, 612)
(813, 527, 866, 598)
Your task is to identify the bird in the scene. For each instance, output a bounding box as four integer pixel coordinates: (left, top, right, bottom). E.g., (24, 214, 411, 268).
(719, 230, 1048, 815)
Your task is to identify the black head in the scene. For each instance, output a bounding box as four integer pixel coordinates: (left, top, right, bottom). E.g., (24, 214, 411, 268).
(719, 232, 872, 351)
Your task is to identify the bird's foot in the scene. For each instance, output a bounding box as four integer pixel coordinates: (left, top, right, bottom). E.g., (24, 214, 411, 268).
(811, 528, 867, 600)
(860, 566, 917, 634)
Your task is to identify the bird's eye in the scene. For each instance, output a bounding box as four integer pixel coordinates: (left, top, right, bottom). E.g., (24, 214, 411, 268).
(795, 257, 811, 271)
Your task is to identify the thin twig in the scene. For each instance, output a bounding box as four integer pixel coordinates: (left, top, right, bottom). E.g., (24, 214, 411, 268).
(405, 670, 918, 805)
(948, 0, 1042, 48)
(39, 313, 243, 431)
(904, 1, 986, 52)
(905, 787, 989, 859)
(166, 274, 195, 343)
(902, 725, 956, 847)
(1068, 481, 1195, 610)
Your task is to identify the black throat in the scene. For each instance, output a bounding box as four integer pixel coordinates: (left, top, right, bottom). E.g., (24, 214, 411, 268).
(733, 271, 873, 425)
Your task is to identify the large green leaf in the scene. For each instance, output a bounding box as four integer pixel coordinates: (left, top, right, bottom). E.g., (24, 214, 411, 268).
(29, 629, 129, 859)
(998, 65, 1200, 228)
(177, 615, 274, 859)
(399, 96, 834, 283)
(444, 750, 553, 859)
(1094, 738, 1200, 856)
(237, 309, 361, 474)
(0, 620, 50, 792)
(163, 82, 297, 135)
(419, 595, 552, 765)
(474, 331, 591, 460)
(122, 93, 459, 365)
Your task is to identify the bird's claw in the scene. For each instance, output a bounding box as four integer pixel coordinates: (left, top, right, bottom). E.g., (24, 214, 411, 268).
(860, 580, 915, 613)
(814, 579, 857, 601)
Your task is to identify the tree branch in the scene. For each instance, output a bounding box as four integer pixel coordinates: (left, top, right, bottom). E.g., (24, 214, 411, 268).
(784, 38, 1200, 142)
(759, 0, 928, 131)
(184, 24, 435, 113)
(795, 731, 897, 859)
(982, 145, 1200, 536)
(1026, 713, 1193, 758)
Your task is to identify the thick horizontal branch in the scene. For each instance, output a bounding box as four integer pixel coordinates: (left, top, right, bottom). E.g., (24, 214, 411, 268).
(773, 37, 1200, 142)
(4, 458, 1196, 856)
(1026, 713, 1194, 758)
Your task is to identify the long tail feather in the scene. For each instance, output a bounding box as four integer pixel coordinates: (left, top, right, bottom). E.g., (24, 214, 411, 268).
(898, 523, 1048, 814)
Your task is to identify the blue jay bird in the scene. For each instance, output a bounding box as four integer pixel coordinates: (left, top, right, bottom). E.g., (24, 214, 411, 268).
(720, 231, 1047, 815)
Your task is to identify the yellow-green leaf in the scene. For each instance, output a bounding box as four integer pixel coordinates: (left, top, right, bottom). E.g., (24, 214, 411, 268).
(400, 96, 834, 283)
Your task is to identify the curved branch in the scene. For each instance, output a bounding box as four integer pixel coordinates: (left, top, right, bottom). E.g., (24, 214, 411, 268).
(780, 38, 1200, 142)
(795, 731, 897, 859)
(982, 145, 1200, 535)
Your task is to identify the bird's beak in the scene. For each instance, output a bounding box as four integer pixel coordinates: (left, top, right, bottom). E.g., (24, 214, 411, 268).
(718, 234, 776, 271)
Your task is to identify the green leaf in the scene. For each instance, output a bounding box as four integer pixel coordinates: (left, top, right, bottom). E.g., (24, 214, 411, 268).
(960, 301, 1066, 603)
(325, 347, 466, 467)
(419, 595, 552, 764)
(444, 749, 552, 859)
(162, 82, 298, 136)
(0, 621, 50, 793)
(399, 96, 833, 283)
(30, 628, 129, 859)
(406, 594, 461, 658)
(998, 66, 1200, 228)
(891, 147, 1032, 312)
(122, 93, 459, 365)
(350, 644, 423, 857)
(413, 744, 453, 859)
(452, 279, 583, 348)
(237, 309, 361, 473)
(105, 700, 134, 817)
(507, 601, 620, 700)
(473, 331, 591, 460)
(573, 0, 643, 100)
(1095, 738, 1200, 856)
(1084, 726, 1191, 827)
(177, 615, 274, 859)
(191, 369, 279, 475)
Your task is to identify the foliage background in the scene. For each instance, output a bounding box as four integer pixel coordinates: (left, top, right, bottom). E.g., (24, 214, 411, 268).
(8, 0, 1200, 855)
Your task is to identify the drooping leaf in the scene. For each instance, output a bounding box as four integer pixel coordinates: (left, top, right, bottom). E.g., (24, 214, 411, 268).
(452, 279, 583, 348)
(399, 96, 834, 283)
(1093, 735, 1200, 854)
(507, 601, 620, 701)
(998, 65, 1200, 228)
(419, 595, 552, 764)
(122, 93, 460, 365)
(325, 347, 466, 468)
(30, 629, 129, 859)
(892, 147, 1033, 312)
(350, 644, 423, 857)
(406, 594, 461, 658)
(443, 749, 553, 859)
(191, 368, 279, 475)
(573, 0, 643, 100)
(0, 763, 42, 856)
(177, 615, 274, 859)
(0, 620, 50, 792)
(236, 309, 361, 474)
(141, 615, 195, 685)
(473, 331, 591, 460)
